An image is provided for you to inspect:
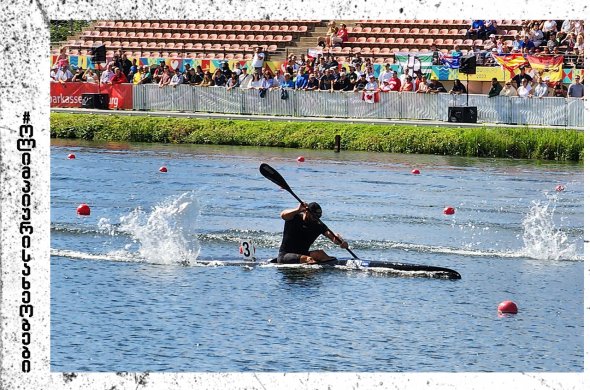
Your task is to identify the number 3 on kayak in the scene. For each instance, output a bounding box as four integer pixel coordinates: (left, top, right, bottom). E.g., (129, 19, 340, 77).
(239, 239, 256, 260)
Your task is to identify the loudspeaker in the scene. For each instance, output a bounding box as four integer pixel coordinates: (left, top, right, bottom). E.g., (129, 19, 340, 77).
(91, 45, 106, 63)
(81, 93, 109, 109)
(459, 55, 477, 74)
(448, 107, 478, 123)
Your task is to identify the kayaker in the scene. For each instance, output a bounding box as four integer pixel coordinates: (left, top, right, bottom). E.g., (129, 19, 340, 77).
(277, 202, 349, 264)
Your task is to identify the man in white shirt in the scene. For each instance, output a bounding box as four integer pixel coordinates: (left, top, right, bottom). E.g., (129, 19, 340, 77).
(378, 63, 394, 85)
(532, 76, 550, 98)
(365, 75, 379, 91)
(251, 47, 266, 76)
(55, 65, 73, 84)
(100, 65, 114, 84)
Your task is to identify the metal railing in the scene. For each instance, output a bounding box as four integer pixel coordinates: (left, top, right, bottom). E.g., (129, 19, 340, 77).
(133, 85, 584, 128)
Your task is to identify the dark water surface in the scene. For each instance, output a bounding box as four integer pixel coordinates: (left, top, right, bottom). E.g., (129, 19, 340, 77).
(50, 139, 583, 372)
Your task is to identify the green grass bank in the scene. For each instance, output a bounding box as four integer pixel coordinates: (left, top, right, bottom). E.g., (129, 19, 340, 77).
(50, 112, 584, 162)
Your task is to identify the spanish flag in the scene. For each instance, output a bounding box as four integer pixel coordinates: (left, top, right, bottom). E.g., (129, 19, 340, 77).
(492, 54, 528, 77)
(526, 55, 564, 83)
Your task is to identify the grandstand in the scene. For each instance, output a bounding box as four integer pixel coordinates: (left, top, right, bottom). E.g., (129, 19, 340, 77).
(52, 19, 534, 64)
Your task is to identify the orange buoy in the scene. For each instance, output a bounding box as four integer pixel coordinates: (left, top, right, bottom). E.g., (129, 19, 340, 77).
(498, 300, 518, 314)
(411, 169, 420, 175)
(555, 185, 565, 192)
(159, 166, 168, 173)
(77, 203, 91, 216)
(67, 153, 76, 159)
(297, 156, 305, 162)
(443, 206, 455, 215)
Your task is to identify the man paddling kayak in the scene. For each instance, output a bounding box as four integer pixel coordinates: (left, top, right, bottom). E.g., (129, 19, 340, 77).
(278, 202, 349, 264)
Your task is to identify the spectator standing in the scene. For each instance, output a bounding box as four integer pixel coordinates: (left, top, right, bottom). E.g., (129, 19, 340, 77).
(511, 67, 533, 88)
(84, 69, 98, 83)
(294, 68, 309, 90)
(319, 69, 335, 91)
(280, 73, 295, 89)
(199, 72, 214, 87)
(542, 20, 558, 35)
(221, 62, 233, 80)
(71, 67, 85, 82)
(133, 66, 144, 84)
(140, 67, 153, 84)
(238, 68, 251, 88)
(246, 72, 263, 89)
(365, 75, 379, 91)
(499, 81, 518, 97)
(426, 79, 446, 93)
(170, 69, 183, 87)
(158, 68, 171, 88)
(213, 69, 227, 87)
(120, 54, 132, 79)
(384, 71, 401, 91)
(552, 81, 567, 97)
(305, 73, 320, 90)
(226, 73, 240, 90)
(50, 65, 58, 82)
(332, 71, 352, 91)
(100, 65, 114, 84)
(261, 71, 278, 90)
(353, 74, 368, 91)
(484, 20, 497, 38)
(567, 75, 583, 97)
(517, 78, 532, 97)
(532, 76, 550, 97)
(252, 47, 266, 76)
(401, 76, 415, 92)
(449, 79, 467, 94)
(488, 78, 502, 97)
(378, 63, 394, 85)
(110, 67, 128, 84)
(152, 61, 168, 84)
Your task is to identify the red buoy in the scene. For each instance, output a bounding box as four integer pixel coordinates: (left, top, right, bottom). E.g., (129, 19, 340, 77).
(411, 169, 420, 175)
(297, 156, 305, 162)
(555, 185, 565, 192)
(67, 153, 76, 159)
(159, 166, 168, 173)
(443, 206, 455, 215)
(77, 203, 91, 216)
(498, 300, 518, 314)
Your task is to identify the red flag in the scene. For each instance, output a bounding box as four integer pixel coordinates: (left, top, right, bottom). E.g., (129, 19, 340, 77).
(492, 54, 528, 77)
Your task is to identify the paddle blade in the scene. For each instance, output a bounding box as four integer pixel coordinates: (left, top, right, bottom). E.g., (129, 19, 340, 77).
(259, 163, 291, 191)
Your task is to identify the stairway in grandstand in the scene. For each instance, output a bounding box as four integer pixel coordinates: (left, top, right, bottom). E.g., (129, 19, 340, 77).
(54, 19, 525, 64)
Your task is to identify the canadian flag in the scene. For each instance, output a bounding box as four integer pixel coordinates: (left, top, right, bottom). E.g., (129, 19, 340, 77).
(362, 90, 380, 103)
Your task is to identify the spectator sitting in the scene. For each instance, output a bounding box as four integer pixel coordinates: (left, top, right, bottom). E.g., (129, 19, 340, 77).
(466, 20, 485, 39)
(55, 65, 73, 84)
(238, 67, 251, 88)
(158, 68, 172, 88)
(221, 62, 233, 80)
(520, 36, 535, 53)
(294, 68, 309, 90)
(318, 21, 337, 48)
(415, 75, 429, 93)
(511, 34, 524, 51)
(401, 76, 415, 92)
(531, 23, 545, 47)
(305, 73, 320, 90)
(574, 33, 583, 51)
(213, 69, 227, 87)
(517, 78, 532, 97)
(84, 69, 98, 83)
(71, 67, 85, 82)
(488, 78, 502, 97)
(152, 61, 168, 84)
(331, 23, 349, 48)
(50, 65, 58, 82)
(484, 20, 497, 38)
(226, 73, 240, 90)
(450, 44, 462, 57)
(353, 74, 368, 91)
(449, 79, 467, 94)
(280, 73, 295, 89)
(542, 20, 558, 35)
(499, 81, 518, 97)
(551, 80, 567, 97)
(426, 79, 446, 93)
(546, 33, 558, 51)
(567, 75, 583, 97)
(170, 69, 183, 87)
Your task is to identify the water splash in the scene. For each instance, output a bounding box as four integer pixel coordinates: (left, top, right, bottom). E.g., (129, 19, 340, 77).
(520, 196, 577, 261)
(116, 191, 201, 265)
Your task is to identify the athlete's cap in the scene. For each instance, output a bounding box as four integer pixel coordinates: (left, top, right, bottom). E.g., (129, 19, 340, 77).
(308, 202, 322, 218)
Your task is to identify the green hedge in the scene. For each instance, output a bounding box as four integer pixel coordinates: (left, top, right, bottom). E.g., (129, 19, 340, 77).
(50, 112, 584, 161)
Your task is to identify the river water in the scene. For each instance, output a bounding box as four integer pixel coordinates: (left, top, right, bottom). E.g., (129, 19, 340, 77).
(50, 139, 583, 372)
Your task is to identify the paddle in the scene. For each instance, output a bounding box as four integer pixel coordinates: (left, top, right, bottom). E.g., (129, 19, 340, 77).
(259, 163, 359, 260)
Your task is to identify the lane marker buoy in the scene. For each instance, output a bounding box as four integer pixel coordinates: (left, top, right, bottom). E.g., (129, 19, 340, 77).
(297, 156, 305, 162)
(498, 300, 518, 314)
(159, 166, 168, 173)
(67, 153, 76, 159)
(443, 206, 455, 215)
(555, 185, 565, 192)
(411, 169, 420, 175)
(77, 203, 91, 216)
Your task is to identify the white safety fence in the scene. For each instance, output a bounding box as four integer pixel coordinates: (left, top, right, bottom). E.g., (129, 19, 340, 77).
(133, 85, 584, 128)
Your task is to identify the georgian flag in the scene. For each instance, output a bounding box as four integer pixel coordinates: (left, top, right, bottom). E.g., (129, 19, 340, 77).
(362, 90, 380, 103)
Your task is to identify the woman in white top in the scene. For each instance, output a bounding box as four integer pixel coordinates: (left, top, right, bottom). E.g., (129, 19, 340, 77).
(517, 78, 532, 97)
(84, 69, 98, 83)
(247, 73, 263, 89)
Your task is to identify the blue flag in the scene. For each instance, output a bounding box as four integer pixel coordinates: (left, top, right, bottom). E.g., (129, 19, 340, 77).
(439, 52, 462, 69)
